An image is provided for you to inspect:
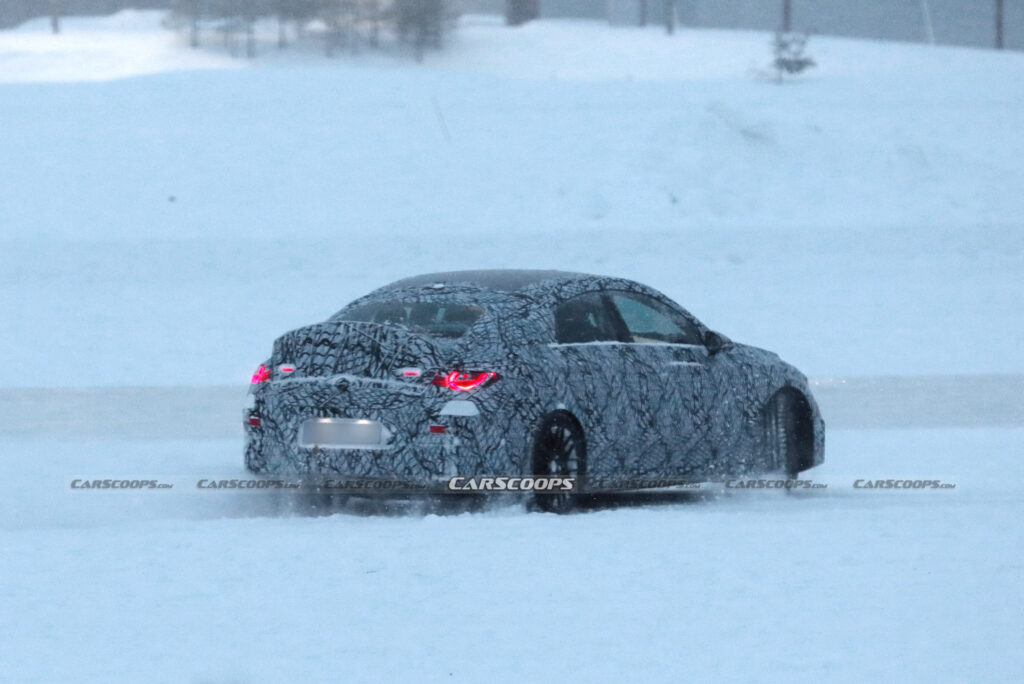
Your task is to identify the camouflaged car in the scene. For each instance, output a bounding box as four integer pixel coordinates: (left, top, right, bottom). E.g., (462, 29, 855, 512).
(244, 270, 824, 512)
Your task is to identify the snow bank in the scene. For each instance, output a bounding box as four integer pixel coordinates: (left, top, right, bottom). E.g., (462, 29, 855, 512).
(0, 11, 237, 83)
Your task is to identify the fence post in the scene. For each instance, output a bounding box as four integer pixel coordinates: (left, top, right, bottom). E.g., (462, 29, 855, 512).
(996, 0, 1005, 49)
(189, 0, 200, 47)
(50, 0, 60, 34)
(920, 0, 935, 44)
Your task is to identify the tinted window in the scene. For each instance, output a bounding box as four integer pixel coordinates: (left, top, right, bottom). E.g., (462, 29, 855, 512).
(554, 293, 623, 343)
(609, 293, 702, 345)
(336, 301, 484, 338)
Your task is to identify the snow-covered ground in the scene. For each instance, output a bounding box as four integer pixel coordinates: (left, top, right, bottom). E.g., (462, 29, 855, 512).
(1, 429, 1022, 682)
(1, 11, 1022, 683)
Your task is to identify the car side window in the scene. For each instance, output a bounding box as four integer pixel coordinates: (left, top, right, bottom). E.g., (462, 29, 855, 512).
(609, 293, 702, 345)
(554, 293, 623, 343)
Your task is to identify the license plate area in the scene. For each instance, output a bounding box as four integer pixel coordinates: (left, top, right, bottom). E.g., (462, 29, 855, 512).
(299, 418, 386, 449)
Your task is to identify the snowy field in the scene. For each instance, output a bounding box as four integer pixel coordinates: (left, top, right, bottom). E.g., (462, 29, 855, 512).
(1, 429, 1022, 682)
(0, 11, 1022, 683)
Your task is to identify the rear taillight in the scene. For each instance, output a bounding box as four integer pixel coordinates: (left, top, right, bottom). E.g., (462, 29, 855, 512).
(250, 364, 271, 385)
(432, 370, 500, 392)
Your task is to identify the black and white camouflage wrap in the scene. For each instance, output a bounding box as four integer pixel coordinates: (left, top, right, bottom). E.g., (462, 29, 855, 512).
(244, 270, 825, 490)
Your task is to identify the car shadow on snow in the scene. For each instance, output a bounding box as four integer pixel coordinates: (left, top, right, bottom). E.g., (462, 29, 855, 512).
(223, 490, 496, 518)
(576, 490, 718, 511)
(242, 489, 723, 518)
(215, 485, 826, 520)
(275, 490, 725, 517)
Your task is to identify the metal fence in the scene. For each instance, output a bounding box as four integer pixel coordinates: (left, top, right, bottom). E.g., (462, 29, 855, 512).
(510, 0, 1023, 50)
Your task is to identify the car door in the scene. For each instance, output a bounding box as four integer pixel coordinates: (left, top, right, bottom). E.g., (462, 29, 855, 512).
(605, 292, 717, 477)
(548, 292, 648, 485)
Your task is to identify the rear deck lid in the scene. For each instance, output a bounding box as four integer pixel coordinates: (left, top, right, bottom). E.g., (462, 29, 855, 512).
(270, 321, 448, 381)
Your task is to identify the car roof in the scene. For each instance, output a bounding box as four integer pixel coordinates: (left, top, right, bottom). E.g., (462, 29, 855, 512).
(381, 269, 595, 293)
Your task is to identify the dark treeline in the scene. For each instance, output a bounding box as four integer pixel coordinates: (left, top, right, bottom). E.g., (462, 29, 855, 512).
(169, 0, 452, 60)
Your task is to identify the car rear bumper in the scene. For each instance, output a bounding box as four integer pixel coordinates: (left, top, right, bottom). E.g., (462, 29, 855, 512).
(243, 379, 530, 484)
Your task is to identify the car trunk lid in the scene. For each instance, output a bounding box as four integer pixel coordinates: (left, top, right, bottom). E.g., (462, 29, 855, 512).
(269, 320, 448, 382)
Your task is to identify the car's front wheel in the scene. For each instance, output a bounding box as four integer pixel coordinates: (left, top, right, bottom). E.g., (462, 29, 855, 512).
(531, 412, 586, 514)
(764, 391, 800, 478)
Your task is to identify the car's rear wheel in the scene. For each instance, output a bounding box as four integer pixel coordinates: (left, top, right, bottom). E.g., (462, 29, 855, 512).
(531, 412, 586, 514)
(764, 391, 799, 478)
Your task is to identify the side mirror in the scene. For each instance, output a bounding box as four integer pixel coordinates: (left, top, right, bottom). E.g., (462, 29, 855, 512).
(703, 330, 729, 355)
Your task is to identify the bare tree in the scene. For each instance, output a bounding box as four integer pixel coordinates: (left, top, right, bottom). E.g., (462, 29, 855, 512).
(505, 0, 538, 27)
(276, 0, 287, 47)
(49, 0, 61, 34)
(996, 0, 1005, 49)
(188, 0, 200, 47)
(275, 0, 329, 48)
(245, 4, 256, 57)
(168, 0, 451, 62)
(664, 0, 675, 35)
(396, 0, 445, 61)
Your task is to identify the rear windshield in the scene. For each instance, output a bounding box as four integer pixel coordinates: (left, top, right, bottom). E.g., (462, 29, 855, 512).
(335, 301, 485, 339)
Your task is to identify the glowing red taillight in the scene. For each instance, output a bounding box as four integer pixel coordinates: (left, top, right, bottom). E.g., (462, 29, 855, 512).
(250, 364, 271, 384)
(432, 370, 499, 392)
